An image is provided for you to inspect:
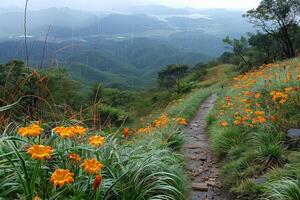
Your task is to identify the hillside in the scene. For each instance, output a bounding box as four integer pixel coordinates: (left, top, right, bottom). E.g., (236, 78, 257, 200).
(207, 58, 300, 199)
(0, 38, 212, 88)
(1, 1, 299, 199)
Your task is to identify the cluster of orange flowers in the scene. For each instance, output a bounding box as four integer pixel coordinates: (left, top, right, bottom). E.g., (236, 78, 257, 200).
(174, 117, 188, 126)
(52, 125, 87, 138)
(137, 113, 188, 134)
(48, 157, 104, 188)
(18, 124, 44, 137)
(138, 125, 155, 134)
(154, 113, 170, 127)
(17, 124, 105, 188)
(219, 62, 300, 128)
(270, 87, 293, 104)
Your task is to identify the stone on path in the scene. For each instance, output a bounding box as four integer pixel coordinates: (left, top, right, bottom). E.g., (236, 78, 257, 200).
(192, 183, 208, 191)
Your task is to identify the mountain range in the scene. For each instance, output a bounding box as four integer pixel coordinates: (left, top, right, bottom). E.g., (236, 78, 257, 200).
(0, 5, 253, 88)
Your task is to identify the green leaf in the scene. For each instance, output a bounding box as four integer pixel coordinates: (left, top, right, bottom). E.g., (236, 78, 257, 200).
(0, 98, 22, 112)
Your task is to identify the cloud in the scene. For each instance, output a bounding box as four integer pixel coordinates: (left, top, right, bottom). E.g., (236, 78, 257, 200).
(0, 0, 260, 10)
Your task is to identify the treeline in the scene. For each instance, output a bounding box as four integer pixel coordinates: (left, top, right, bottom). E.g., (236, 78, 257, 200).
(0, 60, 134, 130)
(0, 60, 198, 130)
(219, 0, 300, 72)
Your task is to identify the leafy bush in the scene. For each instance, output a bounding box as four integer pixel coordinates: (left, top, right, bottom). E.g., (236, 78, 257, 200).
(98, 105, 128, 126)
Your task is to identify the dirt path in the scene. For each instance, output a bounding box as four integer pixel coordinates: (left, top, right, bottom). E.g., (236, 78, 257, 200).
(183, 95, 228, 200)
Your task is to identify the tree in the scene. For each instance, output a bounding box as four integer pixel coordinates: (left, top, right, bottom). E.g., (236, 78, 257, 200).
(219, 52, 235, 64)
(244, 0, 300, 58)
(223, 36, 252, 70)
(158, 64, 189, 89)
(248, 32, 282, 62)
(191, 63, 208, 81)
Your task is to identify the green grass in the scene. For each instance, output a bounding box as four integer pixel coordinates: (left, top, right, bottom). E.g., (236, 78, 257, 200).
(165, 87, 216, 120)
(206, 58, 300, 199)
(0, 123, 188, 199)
(264, 179, 300, 200)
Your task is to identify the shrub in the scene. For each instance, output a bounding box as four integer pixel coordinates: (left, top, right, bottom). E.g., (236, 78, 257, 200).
(99, 105, 128, 126)
(232, 179, 264, 200)
(210, 126, 250, 158)
(252, 131, 285, 167)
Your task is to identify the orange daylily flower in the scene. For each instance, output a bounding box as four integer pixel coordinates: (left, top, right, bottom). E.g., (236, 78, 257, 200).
(81, 159, 104, 174)
(50, 169, 74, 187)
(18, 124, 43, 137)
(27, 145, 53, 160)
(220, 121, 229, 127)
(52, 126, 74, 139)
(71, 126, 87, 136)
(89, 136, 105, 147)
(254, 111, 265, 116)
(174, 117, 188, 126)
(255, 93, 261, 99)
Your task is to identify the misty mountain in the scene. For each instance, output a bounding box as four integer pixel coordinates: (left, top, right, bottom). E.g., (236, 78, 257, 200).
(0, 6, 252, 38)
(0, 5, 254, 88)
(74, 14, 169, 36)
(0, 8, 97, 37)
(0, 37, 212, 88)
(124, 5, 198, 15)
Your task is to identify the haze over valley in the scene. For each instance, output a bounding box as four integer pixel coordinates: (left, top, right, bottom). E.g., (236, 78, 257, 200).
(0, 5, 253, 88)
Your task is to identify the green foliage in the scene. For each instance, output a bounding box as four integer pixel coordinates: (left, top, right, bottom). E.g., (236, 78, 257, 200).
(98, 104, 128, 126)
(166, 87, 214, 120)
(264, 179, 300, 200)
(244, 0, 300, 58)
(232, 179, 264, 200)
(158, 64, 189, 90)
(223, 36, 252, 71)
(0, 60, 88, 129)
(248, 32, 282, 62)
(210, 126, 250, 158)
(252, 131, 285, 167)
(207, 58, 300, 199)
(176, 82, 193, 95)
(0, 126, 188, 199)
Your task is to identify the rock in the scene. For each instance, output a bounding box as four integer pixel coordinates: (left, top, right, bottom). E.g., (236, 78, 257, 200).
(188, 155, 198, 160)
(192, 183, 208, 191)
(183, 143, 201, 149)
(206, 180, 215, 186)
(199, 154, 207, 161)
(287, 129, 300, 138)
(207, 180, 222, 188)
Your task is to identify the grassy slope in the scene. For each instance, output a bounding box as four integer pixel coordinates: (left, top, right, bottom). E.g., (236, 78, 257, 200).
(207, 58, 300, 199)
(0, 63, 229, 199)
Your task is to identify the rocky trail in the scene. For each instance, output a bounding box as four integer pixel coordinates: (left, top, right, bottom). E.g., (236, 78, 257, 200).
(183, 95, 229, 200)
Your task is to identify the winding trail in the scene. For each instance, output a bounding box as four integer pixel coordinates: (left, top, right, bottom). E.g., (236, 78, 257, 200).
(183, 95, 229, 200)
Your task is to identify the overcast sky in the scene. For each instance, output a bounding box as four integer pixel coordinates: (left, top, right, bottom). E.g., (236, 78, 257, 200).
(0, 0, 261, 11)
